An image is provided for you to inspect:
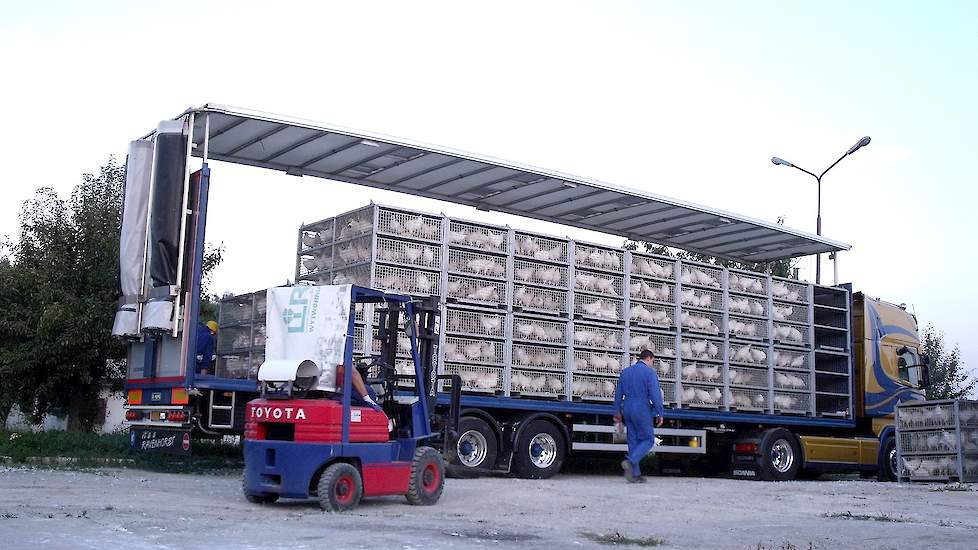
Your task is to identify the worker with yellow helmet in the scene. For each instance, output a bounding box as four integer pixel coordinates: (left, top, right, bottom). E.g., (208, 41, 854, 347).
(196, 320, 219, 375)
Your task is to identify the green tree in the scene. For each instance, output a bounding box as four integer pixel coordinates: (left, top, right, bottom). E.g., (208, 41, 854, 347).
(0, 159, 224, 431)
(922, 324, 976, 400)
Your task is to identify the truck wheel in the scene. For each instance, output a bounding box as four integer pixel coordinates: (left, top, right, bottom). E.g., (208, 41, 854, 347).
(513, 420, 565, 479)
(878, 436, 898, 482)
(317, 463, 362, 512)
(757, 428, 801, 481)
(406, 446, 445, 506)
(242, 475, 279, 504)
(448, 416, 498, 478)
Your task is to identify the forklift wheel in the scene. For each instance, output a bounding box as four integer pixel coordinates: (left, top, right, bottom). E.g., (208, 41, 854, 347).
(317, 463, 363, 512)
(242, 476, 279, 504)
(406, 447, 445, 506)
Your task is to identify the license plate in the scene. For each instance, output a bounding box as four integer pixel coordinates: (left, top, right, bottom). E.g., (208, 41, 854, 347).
(130, 427, 192, 455)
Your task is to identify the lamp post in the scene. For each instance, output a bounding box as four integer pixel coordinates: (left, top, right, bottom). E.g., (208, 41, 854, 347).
(771, 136, 870, 284)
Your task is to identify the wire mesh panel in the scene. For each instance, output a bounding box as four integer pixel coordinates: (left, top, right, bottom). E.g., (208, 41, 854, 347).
(660, 381, 677, 405)
(297, 248, 334, 278)
(960, 401, 978, 427)
(573, 350, 626, 375)
(447, 275, 507, 307)
(728, 343, 769, 366)
(727, 271, 768, 296)
(377, 207, 442, 242)
(727, 295, 767, 318)
(728, 315, 768, 341)
(679, 337, 723, 362)
(512, 285, 566, 316)
(216, 352, 254, 379)
(571, 374, 619, 401)
(628, 331, 677, 357)
(512, 315, 567, 344)
(772, 278, 809, 304)
(443, 336, 504, 366)
(510, 368, 565, 398)
(773, 392, 810, 415)
(572, 323, 624, 351)
(333, 236, 373, 267)
(773, 323, 810, 347)
(728, 366, 768, 388)
(679, 263, 722, 290)
(444, 307, 505, 339)
(629, 280, 675, 306)
(678, 287, 723, 311)
(573, 243, 623, 273)
(727, 387, 767, 411)
(299, 218, 334, 250)
(897, 402, 959, 430)
(513, 259, 568, 288)
(774, 370, 811, 392)
(512, 343, 567, 371)
(335, 207, 375, 241)
(680, 362, 723, 385)
(900, 430, 960, 454)
(680, 309, 722, 336)
(219, 296, 255, 325)
(448, 248, 507, 280)
(772, 303, 808, 325)
(447, 219, 508, 254)
(375, 237, 441, 270)
(629, 254, 676, 281)
(252, 324, 266, 348)
(680, 383, 724, 408)
(371, 265, 440, 296)
(441, 364, 504, 394)
(574, 296, 623, 323)
(573, 269, 624, 298)
(514, 232, 568, 263)
(622, 354, 677, 380)
(773, 348, 809, 371)
(628, 302, 675, 331)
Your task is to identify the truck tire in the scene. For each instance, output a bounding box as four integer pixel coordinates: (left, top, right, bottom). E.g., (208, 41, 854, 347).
(406, 446, 445, 506)
(878, 436, 898, 482)
(513, 419, 565, 479)
(757, 428, 801, 481)
(242, 475, 279, 504)
(448, 416, 498, 478)
(317, 462, 362, 512)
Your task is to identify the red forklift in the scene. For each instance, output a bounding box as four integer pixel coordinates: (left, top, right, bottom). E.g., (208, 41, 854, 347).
(242, 285, 460, 511)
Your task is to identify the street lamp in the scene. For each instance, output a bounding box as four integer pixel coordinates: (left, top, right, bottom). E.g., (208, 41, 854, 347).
(771, 136, 871, 284)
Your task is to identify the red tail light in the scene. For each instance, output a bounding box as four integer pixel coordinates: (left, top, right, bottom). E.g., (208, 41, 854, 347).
(166, 411, 188, 423)
(125, 410, 141, 421)
(734, 442, 758, 454)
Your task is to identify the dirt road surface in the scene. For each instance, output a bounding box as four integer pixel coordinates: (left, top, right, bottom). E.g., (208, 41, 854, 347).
(0, 467, 975, 549)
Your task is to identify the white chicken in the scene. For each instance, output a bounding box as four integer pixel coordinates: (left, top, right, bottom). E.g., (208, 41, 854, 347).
(479, 315, 502, 335)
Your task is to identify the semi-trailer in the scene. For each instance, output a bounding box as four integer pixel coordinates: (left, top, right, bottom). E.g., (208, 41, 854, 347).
(119, 105, 929, 481)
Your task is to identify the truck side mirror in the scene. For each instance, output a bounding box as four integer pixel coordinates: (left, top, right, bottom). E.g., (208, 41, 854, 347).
(919, 354, 931, 388)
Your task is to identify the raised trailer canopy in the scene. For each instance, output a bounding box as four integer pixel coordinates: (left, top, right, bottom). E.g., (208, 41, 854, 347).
(169, 104, 849, 262)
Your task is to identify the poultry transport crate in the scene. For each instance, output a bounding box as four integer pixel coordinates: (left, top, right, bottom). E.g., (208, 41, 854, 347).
(439, 363, 504, 395)
(572, 321, 625, 352)
(573, 349, 627, 376)
(727, 270, 768, 297)
(513, 258, 568, 288)
(512, 284, 567, 317)
(679, 286, 723, 312)
(375, 236, 441, 271)
(896, 399, 978, 482)
(573, 269, 624, 299)
(571, 373, 619, 402)
(447, 274, 507, 309)
(628, 300, 676, 331)
(572, 242, 624, 274)
(679, 263, 723, 291)
(443, 306, 505, 340)
(514, 231, 568, 264)
(512, 342, 567, 372)
(509, 368, 565, 399)
(512, 314, 567, 345)
(448, 248, 508, 280)
(628, 252, 677, 282)
(727, 342, 769, 369)
(680, 308, 723, 337)
(574, 295, 623, 323)
(446, 218, 508, 254)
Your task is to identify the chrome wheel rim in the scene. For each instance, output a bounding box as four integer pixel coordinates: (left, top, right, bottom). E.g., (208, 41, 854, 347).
(888, 447, 898, 477)
(457, 430, 488, 467)
(529, 433, 557, 469)
(770, 439, 794, 473)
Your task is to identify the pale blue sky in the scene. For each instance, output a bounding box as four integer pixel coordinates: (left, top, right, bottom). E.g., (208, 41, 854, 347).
(1, 1, 975, 375)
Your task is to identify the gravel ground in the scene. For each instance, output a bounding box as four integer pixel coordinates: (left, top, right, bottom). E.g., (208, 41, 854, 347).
(0, 467, 976, 549)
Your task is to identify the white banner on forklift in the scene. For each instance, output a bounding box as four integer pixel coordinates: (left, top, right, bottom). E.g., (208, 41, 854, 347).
(264, 285, 353, 393)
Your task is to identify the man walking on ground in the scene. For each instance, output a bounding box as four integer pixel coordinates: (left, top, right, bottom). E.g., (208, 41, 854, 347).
(613, 349, 665, 483)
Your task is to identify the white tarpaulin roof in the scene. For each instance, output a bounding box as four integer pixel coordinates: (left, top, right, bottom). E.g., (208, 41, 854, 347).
(167, 104, 850, 262)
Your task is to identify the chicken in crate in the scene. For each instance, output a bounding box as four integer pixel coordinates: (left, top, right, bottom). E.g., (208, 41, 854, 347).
(243, 286, 460, 512)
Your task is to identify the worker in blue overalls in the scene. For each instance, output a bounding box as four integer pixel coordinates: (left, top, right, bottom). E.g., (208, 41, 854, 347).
(613, 349, 665, 483)
(195, 320, 218, 375)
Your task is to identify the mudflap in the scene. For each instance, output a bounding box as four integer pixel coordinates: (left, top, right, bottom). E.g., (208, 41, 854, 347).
(130, 427, 192, 456)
